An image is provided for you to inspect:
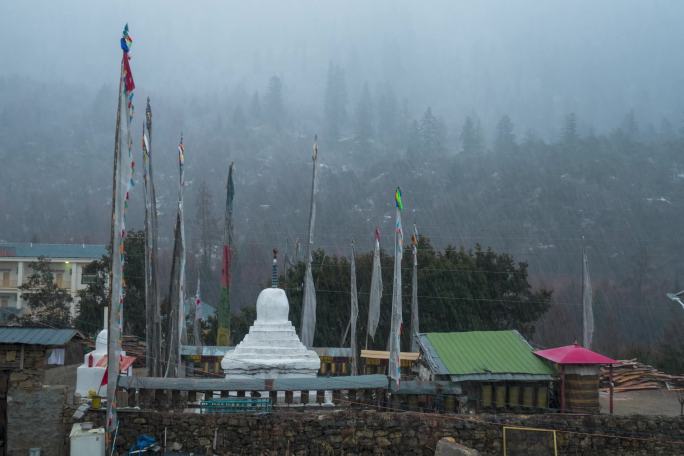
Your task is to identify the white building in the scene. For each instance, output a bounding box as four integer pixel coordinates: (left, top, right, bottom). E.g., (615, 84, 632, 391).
(0, 242, 106, 319)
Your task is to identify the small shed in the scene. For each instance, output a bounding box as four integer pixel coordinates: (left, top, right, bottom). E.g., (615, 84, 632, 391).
(360, 350, 420, 377)
(312, 347, 352, 376)
(0, 327, 85, 369)
(417, 330, 555, 412)
(535, 343, 618, 414)
(181, 345, 233, 377)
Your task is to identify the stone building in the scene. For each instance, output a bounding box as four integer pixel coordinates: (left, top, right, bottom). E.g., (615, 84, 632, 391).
(0, 327, 84, 455)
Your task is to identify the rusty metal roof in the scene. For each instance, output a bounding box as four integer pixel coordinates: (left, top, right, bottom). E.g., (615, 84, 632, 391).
(0, 327, 82, 346)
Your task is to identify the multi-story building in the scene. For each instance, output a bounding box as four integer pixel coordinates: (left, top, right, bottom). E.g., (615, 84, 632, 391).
(0, 242, 107, 319)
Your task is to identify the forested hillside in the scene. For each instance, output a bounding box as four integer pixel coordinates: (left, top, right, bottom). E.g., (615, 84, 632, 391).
(2, 73, 684, 370)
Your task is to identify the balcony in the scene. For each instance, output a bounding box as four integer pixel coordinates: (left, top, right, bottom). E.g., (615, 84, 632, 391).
(0, 278, 18, 290)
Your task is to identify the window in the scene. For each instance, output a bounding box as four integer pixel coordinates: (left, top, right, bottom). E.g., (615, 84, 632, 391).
(50, 271, 65, 288)
(0, 270, 10, 288)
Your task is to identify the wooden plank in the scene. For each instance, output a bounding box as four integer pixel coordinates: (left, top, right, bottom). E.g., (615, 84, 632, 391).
(118, 374, 389, 392)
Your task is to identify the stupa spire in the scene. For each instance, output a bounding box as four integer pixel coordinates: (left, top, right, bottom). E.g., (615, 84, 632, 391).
(272, 248, 279, 288)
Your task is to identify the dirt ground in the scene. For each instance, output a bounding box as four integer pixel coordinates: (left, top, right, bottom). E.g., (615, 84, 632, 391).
(599, 389, 684, 416)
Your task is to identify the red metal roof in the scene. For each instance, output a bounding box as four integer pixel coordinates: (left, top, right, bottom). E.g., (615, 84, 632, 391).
(96, 355, 136, 372)
(534, 343, 618, 365)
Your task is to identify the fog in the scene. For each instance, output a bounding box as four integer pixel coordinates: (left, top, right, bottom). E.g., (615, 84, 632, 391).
(1, 1, 684, 359)
(3, 1, 683, 134)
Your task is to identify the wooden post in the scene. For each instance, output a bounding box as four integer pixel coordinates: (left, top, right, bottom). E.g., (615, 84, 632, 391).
(316, 390, 325, 405)
(269, 390, 278, 405)
(332, 389, 341, 405)
(609, 364, 614, 415)
(560, 365, 566, 413)
(171, 390, 181, 409)
(126, 388, 137, 408)
(356, 388, 366, 405)
(285, 390, 293, 405)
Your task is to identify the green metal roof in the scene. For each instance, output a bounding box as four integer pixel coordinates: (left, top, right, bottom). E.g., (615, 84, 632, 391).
(0, 242, 106, 260)
(0, 327, 82, 346)
(422, 331, 554, 379)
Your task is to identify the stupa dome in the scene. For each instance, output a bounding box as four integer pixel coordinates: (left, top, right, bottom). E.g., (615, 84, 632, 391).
(95, 329, 108, 352)
(256, 288, 289, 323)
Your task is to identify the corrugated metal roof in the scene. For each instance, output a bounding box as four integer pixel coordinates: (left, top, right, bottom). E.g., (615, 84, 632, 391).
(0, 242, 106, 260)
(421, 331, 554, 377)
(449, 373, 553, 382)
(0, 327, 82, 346)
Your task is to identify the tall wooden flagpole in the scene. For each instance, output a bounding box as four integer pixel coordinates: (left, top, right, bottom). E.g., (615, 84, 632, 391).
(142, 98, 161, 376)
(300, 136, 319, 347)
(217, 162, 235, 346)
(107, 23, 135, 452)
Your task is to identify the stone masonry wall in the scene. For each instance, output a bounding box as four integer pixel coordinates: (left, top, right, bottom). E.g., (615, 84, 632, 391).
(71, 408, 683, 456)
(3, 344, 69, 456)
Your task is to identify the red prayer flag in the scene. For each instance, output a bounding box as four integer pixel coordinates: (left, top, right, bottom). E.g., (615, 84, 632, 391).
(123, 55, 135, 93)
(221, 245, 232, 287)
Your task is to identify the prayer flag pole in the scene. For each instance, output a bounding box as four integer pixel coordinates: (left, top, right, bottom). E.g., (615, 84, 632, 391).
(107, 23, 135, 452)
(388, 187, 404, 387)
(300, 136, 319, 347)
(217, 162, 235, 346)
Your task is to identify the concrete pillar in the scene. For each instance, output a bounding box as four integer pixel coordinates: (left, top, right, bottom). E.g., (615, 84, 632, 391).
(69, 262, 78, 317)
(16, 261, 24, 309)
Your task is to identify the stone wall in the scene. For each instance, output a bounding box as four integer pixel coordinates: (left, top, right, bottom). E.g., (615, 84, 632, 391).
(8, 378, 68, 456)
(2, 344, 70, 456)
(72, 408, 683, 455)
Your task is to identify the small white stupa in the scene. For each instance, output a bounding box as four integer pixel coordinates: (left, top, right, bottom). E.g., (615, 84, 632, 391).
(75, 308, 134, 399)
(75, 328, 108, 398)
(221, 250, 320, 378)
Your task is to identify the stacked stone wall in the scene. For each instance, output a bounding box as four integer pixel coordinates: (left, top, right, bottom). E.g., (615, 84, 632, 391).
(69, 408, 683, 455)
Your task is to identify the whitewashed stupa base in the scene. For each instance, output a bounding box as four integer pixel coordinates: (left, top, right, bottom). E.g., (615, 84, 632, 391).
(221, 288, 320, 378)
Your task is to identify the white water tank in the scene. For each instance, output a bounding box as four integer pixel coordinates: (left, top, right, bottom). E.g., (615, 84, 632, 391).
(69, 422, 105, 456)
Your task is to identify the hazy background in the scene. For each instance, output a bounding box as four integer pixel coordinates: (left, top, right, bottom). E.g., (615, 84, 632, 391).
(2, 0, 684, 359)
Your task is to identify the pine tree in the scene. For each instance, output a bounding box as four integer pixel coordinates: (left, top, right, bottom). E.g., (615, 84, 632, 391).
(376, 85, 399, 146)
(562, 112, 578, 145)
(323, 62, 347, 141)
(249, 91, 262, 124)
(354, 83, 374, 141)
(419, 107, 446, 156)
(265, 75, 285, 130)
(494, 115, 516, 154)
(76, 257, 109, 336)
(461, 115, 484, 154)
(17, 257, 73, 328)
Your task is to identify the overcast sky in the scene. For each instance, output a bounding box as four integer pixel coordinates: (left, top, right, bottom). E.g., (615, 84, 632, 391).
(2, 0, 683, 134)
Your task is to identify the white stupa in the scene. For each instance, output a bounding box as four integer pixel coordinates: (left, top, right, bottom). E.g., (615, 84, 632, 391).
(75, 329, 108, 398)
(221, 256, 320, 378)
(75, 309, 134, 399)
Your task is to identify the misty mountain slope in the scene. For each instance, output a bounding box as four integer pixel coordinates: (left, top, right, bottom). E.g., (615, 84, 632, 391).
(2, 73, 684, 356)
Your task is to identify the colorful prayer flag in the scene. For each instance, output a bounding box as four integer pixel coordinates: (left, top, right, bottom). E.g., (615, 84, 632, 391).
(395, 187, 403, 211)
